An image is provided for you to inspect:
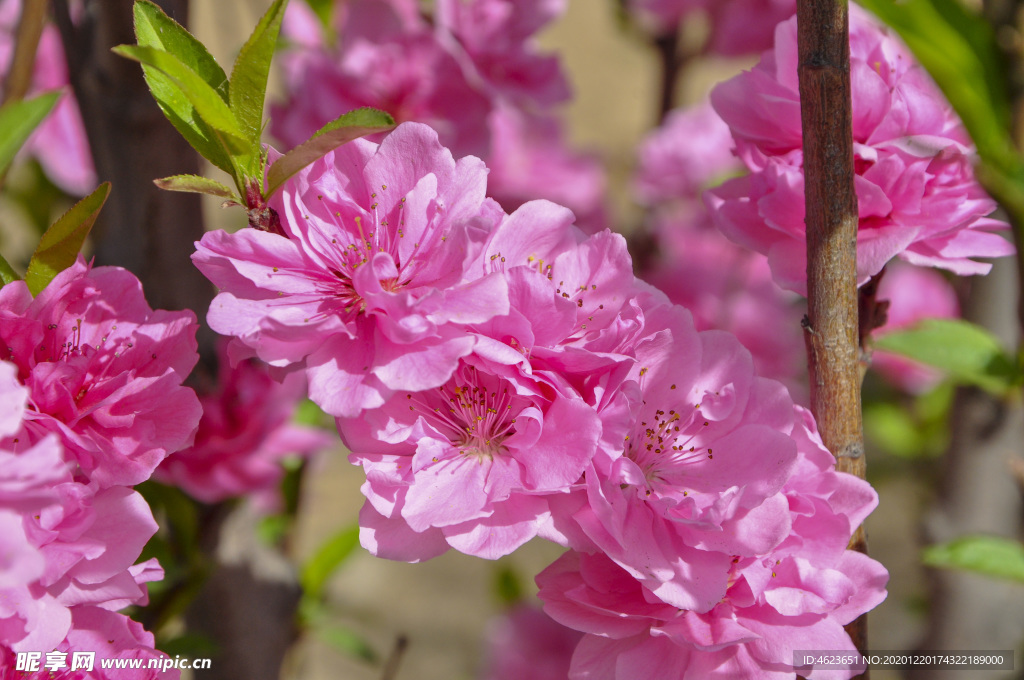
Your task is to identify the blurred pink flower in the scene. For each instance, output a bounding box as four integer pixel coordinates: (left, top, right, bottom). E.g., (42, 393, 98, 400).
(627, 0, 795, 56)
(194, 122, 511, 419)
(480, 604, 582, 680)
(0, 257, 202, 489)
(871, 263, 960, 393)
(708, 7, 1013, 294)
(273, 0, 491, 158)
(437, 0, 570, 107)
(487, 106, 607, 233)
(155, 346, 333, 508)
(0, 0, 96, 195)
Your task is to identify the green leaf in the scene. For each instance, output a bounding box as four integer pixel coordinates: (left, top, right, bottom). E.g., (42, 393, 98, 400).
(154, 174, 240, 201)
(923, 535, 1024, 583)
(114, 45, 247, 144)
(230, 0, 289, 144)
(873, 319, 1020, 394)
(24, 182, 111, 296)
(300, 524, 360, 601)
(133, 0, 228, 99)
(129, 2, 236, 176)
(493, 563, 524, 606)
(315, 624, 377, 663)
(0, 91, 60, 175)
(265, 108, 395, 197)
(0, 254, 20, 286)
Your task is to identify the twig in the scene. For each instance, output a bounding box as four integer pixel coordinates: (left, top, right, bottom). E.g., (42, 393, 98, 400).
(2, 0, 47, 105)
(795, 0, 869, 673)
(380, 634, 408, 680)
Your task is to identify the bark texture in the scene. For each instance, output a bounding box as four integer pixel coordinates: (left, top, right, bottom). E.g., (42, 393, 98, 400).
(796, 0, 868, 663)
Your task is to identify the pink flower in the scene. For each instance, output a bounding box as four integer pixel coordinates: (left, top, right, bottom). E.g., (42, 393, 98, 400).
(871, 263, 960, 393)
(437, 0, 570, 107)
(344, 354, 604, 560)
(635, 102, 741, 207)
(480, 604, 583, 680)
(642, 220, 805, 403)
(537, 545, 885, 680)
(627, 0, 795, 56)
(708, 7, 1013, 294)
(487, 106, 608, 234)
(0, 257, 202, 489)
(0, 0, 96, 195)
(194, 122, 511, 419)
(272, 0, 492, 158)
(155, 345, 333, 508)
(0, 608, 180, 679)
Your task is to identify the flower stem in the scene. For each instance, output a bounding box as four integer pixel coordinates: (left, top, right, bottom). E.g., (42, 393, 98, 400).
(796, 0, 869, 671)
(2, 0, 46, 105)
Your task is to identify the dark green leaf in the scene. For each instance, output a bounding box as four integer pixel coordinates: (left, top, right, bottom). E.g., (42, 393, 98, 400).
(265, 108, 394, 196)
(300, 524, 360, 601)
(24, 183, 110, 296)
(114, 45, 247, 143)
(0, 91, 60, 175)
(493, 563, 524, 606)
(315, 625, 377, 663)
(923, 535, 1024, 582)
(154, 174, 239, 201)
(230, 0, 289, 144)
(873, 319, 1020, 394)
(0, 254, 20, 286)
(133, 0, 228, 99)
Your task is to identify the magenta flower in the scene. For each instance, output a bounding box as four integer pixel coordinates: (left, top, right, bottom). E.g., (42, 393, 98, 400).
(155, 345, 333, 508)
(0, 257, 201, 489)
(708, 7, 1013, 294)
(273, 0, 492, 158)
(871, 263, 960, 393)
(0, 0, 96, 195)
(194, 123, 511, 419)
(480, 603, 583, 680)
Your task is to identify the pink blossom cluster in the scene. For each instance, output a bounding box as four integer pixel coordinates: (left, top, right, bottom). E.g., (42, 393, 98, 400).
(271, 0, 607, 232)
(707, 7, 1013, 295)
(627, 0, 796, 56)
(635, 103, 805, 398)
(194, 121, 887, 676)
(0, 258, 202, 677)
(155, 344, 333, 509)
(0, 0, 96, 195)
(479, 604, 582, 680)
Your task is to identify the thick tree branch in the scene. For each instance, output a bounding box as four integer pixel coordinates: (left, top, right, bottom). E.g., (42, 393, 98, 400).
(796, 0, 868, 667)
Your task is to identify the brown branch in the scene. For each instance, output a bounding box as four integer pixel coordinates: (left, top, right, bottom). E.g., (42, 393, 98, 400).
(2, 0, 47, 104)
(796, 0, 868, 671)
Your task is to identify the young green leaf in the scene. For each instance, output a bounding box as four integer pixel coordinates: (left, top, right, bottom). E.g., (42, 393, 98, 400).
(114, 45, 248, 145)
(923, 535, 1024, 583)
(154, 174, 240, 202)
(300, 523, 359, 602)
(305, 0, 334, 28)
(315, 625, 377, 663)
(24, 182, 111, 296)
(0, 253, 20, 286)
(133, 0, 228, 99)
(230, 0, 289, 143)
(265, 108, 395, 196)
(873, 318, 1021, 394)
(0, 91, 60, 175)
